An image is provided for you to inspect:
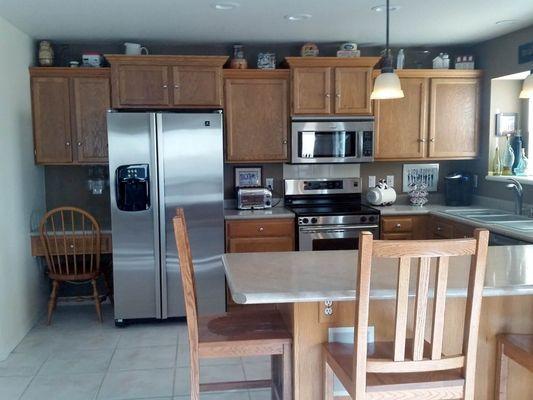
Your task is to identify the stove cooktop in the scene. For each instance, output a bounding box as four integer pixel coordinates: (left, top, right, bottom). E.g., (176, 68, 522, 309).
(287, 203, 379, 217)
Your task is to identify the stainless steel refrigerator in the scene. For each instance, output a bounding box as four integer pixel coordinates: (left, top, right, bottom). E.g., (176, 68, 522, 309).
(107, 111, 225, 325)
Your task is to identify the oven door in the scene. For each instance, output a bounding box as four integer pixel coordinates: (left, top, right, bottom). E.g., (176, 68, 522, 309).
(298, 224, 379, 251)
(291, 120, 374, 164)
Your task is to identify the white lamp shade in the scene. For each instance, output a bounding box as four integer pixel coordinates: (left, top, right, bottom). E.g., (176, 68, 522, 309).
(519, 73, 533, 99)
(370, 72, 405, 100)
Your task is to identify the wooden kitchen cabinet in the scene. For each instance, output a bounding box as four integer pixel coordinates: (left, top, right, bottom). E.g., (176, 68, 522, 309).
(30, 68, 110, 165)
(224, 70, 289, 163)
(375, 77, 428, 159)
(374, 70, 482, 161)
(106, 55, 227, 108)
(428, 78, 480, 158)
(380, 215, 429, 240)
(287, 57, 380, 116)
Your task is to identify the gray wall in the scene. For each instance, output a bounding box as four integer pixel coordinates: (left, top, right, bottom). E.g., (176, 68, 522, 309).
(471, 24, 533, 201)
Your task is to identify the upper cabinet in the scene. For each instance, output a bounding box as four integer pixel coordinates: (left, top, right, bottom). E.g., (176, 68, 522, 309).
(105, 55, 227, 109)
(224, 70, 289, 163)
(30, 68, 111, 165)
(374, 70, 482, 161)
(286, 57, 380, 116)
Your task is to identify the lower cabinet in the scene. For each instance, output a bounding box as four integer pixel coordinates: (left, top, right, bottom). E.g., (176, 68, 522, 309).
(381, 214, 475, 240)
(225, 218, 295, 310)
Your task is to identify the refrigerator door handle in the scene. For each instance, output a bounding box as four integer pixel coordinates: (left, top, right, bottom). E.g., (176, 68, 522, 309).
(150, 114, 163, 319)
(156, 113, 168, 319)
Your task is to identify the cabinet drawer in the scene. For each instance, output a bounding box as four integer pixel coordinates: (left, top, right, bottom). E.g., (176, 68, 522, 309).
(381, 232, 413, 240)
(228, 237, 294, 253)
(431, 217, 454, 239)
(226, 219, 294, 238)
(382, 217, 414, 233)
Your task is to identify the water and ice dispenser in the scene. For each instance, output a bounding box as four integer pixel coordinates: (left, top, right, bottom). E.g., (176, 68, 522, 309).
(115, 164, 151, 211)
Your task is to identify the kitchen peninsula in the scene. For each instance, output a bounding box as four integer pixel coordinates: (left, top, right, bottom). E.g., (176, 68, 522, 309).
(223, 245, 533, 400)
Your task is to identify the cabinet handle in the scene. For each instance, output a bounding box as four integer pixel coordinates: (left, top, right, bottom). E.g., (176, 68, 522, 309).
(65, 141, 71, 147)
(325, 93, 331, 98)
(258, 227, 264, 232)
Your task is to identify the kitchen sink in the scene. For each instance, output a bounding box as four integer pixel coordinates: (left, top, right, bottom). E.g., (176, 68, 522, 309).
(496, 220, 533, 231)
(444, 209, 512, 218)
(469, 215, 529, 223)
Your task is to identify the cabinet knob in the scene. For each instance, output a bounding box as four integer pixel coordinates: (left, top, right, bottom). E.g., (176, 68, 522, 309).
(437, 226, 442, 231)
(395, 223, 401, 228)
(282, 139, 288, 144)
(258, 227, 264, 232)
(325, 93, 331, 98)
(174, 84, 180, 89)
(77, 142, 82, 147)
(418, 138, 426, 143)
(69, 244, 74, 249)
(162, 84, 168, 89)
(336, 94, 341, 98)
(65, 141, 71, 147)
(430, 138, 435, 142)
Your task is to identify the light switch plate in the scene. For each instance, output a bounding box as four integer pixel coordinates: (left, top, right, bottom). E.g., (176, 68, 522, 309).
(266, 178, 274, 191)
(386, 175, 394, 187)
(368, 176, 376, 188)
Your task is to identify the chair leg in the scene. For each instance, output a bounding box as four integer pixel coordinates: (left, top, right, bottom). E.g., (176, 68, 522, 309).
(495, 337, 508, 400)
(91, 279, 103, 322)
(47, 280, 59, 325)
(281, 343, 292, 400)
(324, 359, 335, 400)
(190, 353, 200, 400)
(102, 269, 114, 305)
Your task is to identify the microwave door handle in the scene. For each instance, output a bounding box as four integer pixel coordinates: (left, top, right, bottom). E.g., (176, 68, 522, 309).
(357, 131, 364, 159)
(300, 224, 379, 233)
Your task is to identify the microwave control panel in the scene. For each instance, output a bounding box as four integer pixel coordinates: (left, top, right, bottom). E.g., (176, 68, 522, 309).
(362, 131, 373, 157)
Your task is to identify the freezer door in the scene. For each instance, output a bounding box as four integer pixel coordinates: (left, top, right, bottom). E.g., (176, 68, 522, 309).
(108, 112, 162, 320)
(159, 112, 225, 318)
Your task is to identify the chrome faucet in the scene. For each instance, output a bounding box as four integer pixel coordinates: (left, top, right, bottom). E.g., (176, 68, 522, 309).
(506, 178, 523, 215)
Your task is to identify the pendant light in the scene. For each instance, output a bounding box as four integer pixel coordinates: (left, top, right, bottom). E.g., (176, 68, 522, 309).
(519, 70, 533, 99)
(370, 0, 404, 100)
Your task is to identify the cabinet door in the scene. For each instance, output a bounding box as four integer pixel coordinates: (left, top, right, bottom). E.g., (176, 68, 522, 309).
(292, 67, 332, 114)
(225, 78, 288, 162)
(375, 78, 428, 159)
(227, 237, 294, 253)
(72, 77, 111, 163)
(31, 77, 73, 163)
(334, 67, 373, 114)
(172, 66, 222, 106)
(114, 65, 169, 106)
(428, 78, 480, 158)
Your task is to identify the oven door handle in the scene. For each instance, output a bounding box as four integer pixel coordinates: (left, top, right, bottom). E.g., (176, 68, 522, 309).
(299, 224, 378, 234)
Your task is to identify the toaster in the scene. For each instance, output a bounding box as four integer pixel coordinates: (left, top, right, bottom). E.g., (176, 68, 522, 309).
(237, 187, 272, 210)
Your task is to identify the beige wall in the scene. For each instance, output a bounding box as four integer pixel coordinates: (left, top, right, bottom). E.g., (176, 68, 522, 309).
(0, 16, 46, 360)
(473, 24, 533, 200)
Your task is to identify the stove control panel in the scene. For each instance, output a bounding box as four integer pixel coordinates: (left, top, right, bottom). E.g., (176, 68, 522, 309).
(298, 215, 378, 226)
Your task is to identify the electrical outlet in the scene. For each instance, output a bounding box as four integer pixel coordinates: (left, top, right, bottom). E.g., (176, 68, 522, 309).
(368, 176, 376, 188)
(386, 175, 394, 187)
(265, 178, 274, 191)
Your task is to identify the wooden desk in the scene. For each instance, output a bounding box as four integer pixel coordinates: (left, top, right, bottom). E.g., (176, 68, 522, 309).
(30, 232, 112, 257)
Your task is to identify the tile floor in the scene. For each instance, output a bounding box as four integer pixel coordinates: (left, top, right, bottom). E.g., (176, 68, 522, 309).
(0, 304, 272, 400)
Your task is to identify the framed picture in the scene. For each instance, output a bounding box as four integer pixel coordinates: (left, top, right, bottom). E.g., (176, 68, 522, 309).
(234, 167, 262, 188)
(402, 164, 439, 192)
(495, 113, 518, 136)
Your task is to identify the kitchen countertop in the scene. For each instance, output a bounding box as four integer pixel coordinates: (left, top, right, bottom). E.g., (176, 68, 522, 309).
(223, 245, 533, 304)
(224, 207, 295, 220)
(373, 203, 533, 243)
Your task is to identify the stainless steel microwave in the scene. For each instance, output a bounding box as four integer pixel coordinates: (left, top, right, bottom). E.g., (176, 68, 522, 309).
(290, 117, 374, 164)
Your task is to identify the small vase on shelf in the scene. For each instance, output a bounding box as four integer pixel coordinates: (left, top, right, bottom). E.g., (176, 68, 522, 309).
(514, 148, 529, 175)
(492, 146, 502, 176)
(501, 137, 515, 176)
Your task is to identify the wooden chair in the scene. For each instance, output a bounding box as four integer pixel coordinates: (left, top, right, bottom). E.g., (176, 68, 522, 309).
(173, 208, 292, 400)
(323, 229, 490, 400)
(39, 206, 112, 325)
(495, 333, 533, 399)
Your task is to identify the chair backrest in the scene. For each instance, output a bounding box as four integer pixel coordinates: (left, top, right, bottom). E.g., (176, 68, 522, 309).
(39, 207, 101, 279)
(172, 208, 199, 351)
(352, 229, 489, 399)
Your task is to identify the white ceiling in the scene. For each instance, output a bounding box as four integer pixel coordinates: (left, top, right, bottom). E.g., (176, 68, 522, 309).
(1, 0, 532, 46)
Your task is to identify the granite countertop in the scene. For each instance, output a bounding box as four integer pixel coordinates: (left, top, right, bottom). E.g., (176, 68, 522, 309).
(373, 204, 449, 215)
(224, 207, 295, 220)
(223, 245, 533, 304)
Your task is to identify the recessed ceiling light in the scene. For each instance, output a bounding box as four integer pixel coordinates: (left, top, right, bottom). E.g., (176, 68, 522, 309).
(371, 4, 401, 12)
(284, 13, 312, 22)
(495, 19, 518, 25)
(211, 2, 240, 11)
